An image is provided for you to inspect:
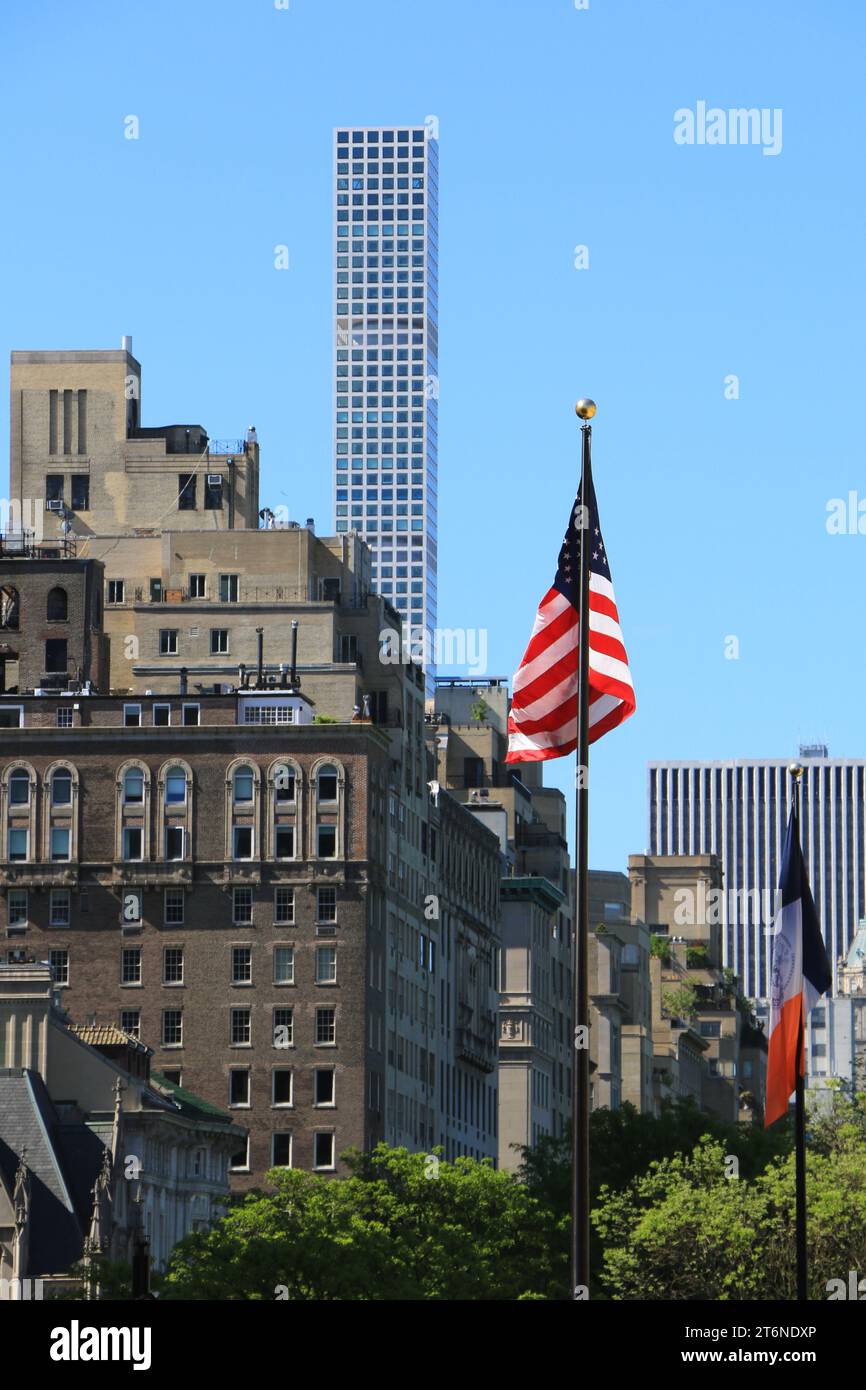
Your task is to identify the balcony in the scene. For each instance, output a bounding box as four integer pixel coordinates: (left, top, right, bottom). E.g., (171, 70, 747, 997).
(0, 531, 77, 560)
(455, 1012, 497, 1072)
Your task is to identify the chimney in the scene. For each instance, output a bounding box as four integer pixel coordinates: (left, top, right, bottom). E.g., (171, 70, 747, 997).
(256, 627, 264, 688)
(279, 663, 288, 689)
(179, 667, 188, 696)
(121, 335, 133, 354)
(306, 517, 315, 534)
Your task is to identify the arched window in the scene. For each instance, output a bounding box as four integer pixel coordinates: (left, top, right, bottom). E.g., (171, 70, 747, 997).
(51, 769, 72, 805)
(317, 765, 338, 802)
(9, 768, 30, 805)
(123, 768, 145, 804)
(165, 767, 187, 805)
(275, 765, 296, 804)
(47, 587, 68, 621)
(233, 766, 254, 804)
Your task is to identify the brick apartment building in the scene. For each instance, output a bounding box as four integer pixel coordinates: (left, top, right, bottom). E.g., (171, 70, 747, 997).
(0, 685, 501, 1184)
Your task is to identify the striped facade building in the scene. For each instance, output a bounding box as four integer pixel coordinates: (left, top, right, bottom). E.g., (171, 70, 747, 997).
(648, 749, 866, 1000)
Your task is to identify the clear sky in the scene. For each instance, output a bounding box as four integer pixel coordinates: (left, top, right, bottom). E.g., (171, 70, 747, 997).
(1, 0, 864, 873)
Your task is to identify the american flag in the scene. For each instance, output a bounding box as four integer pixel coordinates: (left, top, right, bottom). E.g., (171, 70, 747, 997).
(506, 471, 635, 763)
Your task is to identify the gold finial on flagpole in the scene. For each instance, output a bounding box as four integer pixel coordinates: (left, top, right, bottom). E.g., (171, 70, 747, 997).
(575, 399, 597, 420)
(789, 763, 804, 781)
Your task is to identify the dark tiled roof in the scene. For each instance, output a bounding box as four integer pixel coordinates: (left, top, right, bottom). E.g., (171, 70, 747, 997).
(0, 1069, 100, 1276)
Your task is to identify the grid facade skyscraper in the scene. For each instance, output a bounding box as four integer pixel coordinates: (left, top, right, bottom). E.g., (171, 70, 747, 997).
(332, 125, 438, 688)
(648, 753, 866, 1000)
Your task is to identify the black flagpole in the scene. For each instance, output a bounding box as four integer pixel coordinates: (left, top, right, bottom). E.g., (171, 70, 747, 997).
(790, 762, 808, 1300)
(572, 399, 595, 1298)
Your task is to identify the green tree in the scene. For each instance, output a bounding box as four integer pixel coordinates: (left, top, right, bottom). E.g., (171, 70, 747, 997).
(592, 1128, 866, 1300)
(161, 1145, 566, 1301)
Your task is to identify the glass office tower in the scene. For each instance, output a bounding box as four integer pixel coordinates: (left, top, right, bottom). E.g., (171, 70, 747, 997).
(332, 125, 439, 690)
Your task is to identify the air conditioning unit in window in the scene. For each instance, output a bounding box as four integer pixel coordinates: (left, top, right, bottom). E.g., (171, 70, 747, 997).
(47, 499, 64, 511)
(206, 474, 223, 487)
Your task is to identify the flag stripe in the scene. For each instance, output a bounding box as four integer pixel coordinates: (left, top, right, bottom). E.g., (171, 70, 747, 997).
(506, 471, 635, 763)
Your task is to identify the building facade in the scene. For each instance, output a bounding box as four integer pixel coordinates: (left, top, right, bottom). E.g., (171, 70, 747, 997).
(332, 125, 438, 682)
(0, 962, 240, 1295)
(428, 677, 574, 1168)
(0, 688, 500, 1184)
(648, 748, 866, 998)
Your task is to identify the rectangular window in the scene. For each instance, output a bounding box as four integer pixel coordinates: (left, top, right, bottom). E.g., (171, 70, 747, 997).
(46, 473, 64, 504)
(107, 580, 125, 604)
(121, 888, 142, 925)
(230, 1008, 251, 1045)
(219, 574, 239, 603)
(272, 1070, 293, 1106)
(50, 827, 71, 862)
(189, 573, 206, 598)
(204, 477, 223, 510)
(49, 948, 69, 987)
(149, 578, 163, 603)
(316, 887, 337, 922)
(229, 1136, 250, 1171)
(272, 1133, 292, 1167)
(164, 889, 184, 924)
(275, 826, 295, 860)
(8, 828, 28, 861)
(313, 1132, 336, 1170)
(165, 826, 185, 861)
(0, 708, 23, 729)
(121, 947, 142, 985)
(8, 889, 28, 926)
(274, 946, 294, 984)
(210, 628, 229, 655)
(314, 1069, 335, 1107)
(123, 703, 142, 727)
(122, 827, 143, 861)
(178, 473, 197, 510)
(274, 887, 295, 924)
(182, 704, 200, 726)
(120, 1010, 141, 1040)
(315, 1007, 336, 1045)
(273, 1007, 293, 1048)
(163, 946, 184, 984)
(315, 946, 337, 985)
(159, 629, 178, 656)
(56, 708, 73, 729)
(233, 886, 253, 924)
(232, 946, 252, 984)
(45, 638, 67, 674)
(229, 1070, 250, 1106)
(233, 826, 253, 860)
(162, 1010, 183, 1046)
(153, 704, 171, 726)
(317, 824, 337, 858)
(71, 474, 89, 511)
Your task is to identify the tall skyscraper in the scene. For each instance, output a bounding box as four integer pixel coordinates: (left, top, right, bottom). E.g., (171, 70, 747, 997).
(332, 125, 438, 689)
(648, 748, 866, 1000)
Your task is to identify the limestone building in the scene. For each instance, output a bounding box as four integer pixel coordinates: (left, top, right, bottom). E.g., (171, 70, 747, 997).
(427, 678, 574, 1169)
(0, 961, 240, 1297)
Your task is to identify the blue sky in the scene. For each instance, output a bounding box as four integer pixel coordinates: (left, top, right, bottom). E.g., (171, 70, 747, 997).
(1, 0, 864, 872)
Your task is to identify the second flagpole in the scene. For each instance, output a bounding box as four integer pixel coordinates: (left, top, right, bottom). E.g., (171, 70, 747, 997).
(789, 761, 809, 1301)
(572, 398, 595, 1297)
